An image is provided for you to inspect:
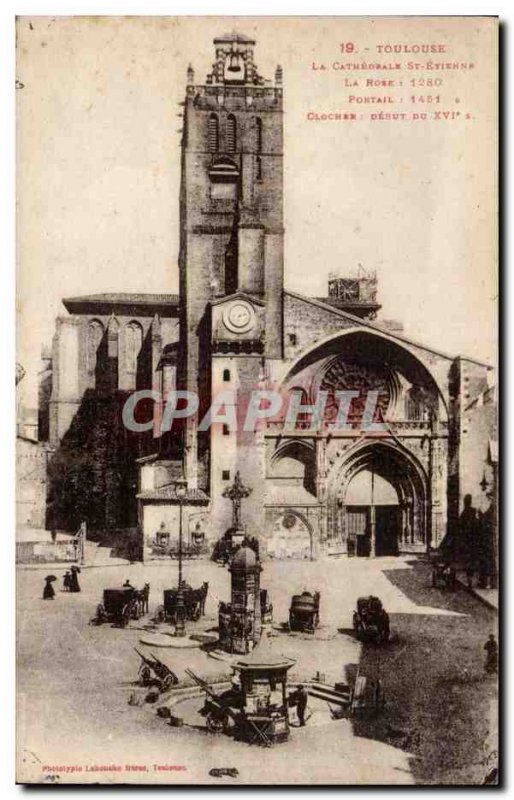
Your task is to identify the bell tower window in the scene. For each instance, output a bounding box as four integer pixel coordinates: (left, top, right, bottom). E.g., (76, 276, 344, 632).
(226, 115, 237, 153)
(256, 156, 263, 182)
(208, 113, 219, 152)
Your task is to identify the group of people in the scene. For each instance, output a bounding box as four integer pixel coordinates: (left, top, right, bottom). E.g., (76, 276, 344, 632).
(63, 566, 81, 593)
(442, 494, 497, 590)
(461, 495, 497, 590)
(42, 565, 81, 599)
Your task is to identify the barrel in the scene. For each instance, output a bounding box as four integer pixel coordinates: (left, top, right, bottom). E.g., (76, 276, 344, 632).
(291, 592, 316, 613)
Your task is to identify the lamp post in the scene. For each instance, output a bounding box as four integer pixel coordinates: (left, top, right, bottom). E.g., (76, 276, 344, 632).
(175, 479, 187, 637)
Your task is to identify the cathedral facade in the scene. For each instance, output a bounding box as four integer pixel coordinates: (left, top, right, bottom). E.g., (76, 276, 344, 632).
(47, 33, 496, 559)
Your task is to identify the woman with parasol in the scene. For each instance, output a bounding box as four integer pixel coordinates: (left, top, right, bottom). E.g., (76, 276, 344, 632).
(69, 565, 81, 593)
(43, 575, 57, 600)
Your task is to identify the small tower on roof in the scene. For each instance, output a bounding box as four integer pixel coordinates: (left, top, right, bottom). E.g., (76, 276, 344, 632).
(326, 265, 381, 320)
(207, 32, 264, 86)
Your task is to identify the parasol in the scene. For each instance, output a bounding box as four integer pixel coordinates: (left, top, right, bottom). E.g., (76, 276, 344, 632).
(45, 575, 57, 582)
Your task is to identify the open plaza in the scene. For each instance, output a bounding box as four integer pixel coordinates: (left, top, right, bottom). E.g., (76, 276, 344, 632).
(17, 554, 497, 785)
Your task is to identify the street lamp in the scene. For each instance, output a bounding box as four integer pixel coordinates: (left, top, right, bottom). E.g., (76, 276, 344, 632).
(175, 479, 188, 637)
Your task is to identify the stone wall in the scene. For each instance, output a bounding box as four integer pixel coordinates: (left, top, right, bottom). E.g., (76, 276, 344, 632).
(16, 437, 51, 530)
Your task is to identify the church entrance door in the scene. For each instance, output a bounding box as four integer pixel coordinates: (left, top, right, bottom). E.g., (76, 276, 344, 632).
(346, 505, 370, 557)
(328, 441, 429, 556)
(346, 504, 401, 557)
(375, 505, 401, 556)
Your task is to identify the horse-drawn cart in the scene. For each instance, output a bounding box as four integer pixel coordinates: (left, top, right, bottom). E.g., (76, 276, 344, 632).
(289, 591, 320, 633)
(155, 582, 208, 623)
(94, 586, 147, 627)
(352, 596, 390, 643)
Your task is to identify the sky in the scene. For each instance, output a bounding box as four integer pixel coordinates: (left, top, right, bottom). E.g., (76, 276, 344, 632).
(16, 16, 497, 411)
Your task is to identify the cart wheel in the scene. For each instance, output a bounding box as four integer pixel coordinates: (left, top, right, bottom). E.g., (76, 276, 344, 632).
(96, 603, 106, 623)
(120, 603, 131, 627)
(206, 711, 226, 734)
(156, 605, 165, 623)
(139, 665, 152, 687)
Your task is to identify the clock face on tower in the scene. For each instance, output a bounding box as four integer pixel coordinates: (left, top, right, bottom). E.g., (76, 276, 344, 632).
(223, 300, 255, 334)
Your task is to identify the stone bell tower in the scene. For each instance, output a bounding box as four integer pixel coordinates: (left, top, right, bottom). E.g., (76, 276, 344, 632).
(178, 33, 284, 488)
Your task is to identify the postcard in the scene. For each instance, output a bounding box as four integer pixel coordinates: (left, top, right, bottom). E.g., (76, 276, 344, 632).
(16, 15, 498, 785)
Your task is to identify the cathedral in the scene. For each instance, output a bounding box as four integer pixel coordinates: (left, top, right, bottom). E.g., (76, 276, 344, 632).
(45, 33, 496, 560)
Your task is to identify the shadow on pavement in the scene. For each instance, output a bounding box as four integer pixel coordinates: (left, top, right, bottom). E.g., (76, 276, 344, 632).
(345, 559, 497, 785)
(384, 558, 491, 617)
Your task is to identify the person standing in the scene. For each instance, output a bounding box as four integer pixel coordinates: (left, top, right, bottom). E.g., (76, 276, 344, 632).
(69, 565, 81, 593)
(484, 634, 498, 674)
(478, 499, 497, 589)
(294, 685, 309, 727)
(459, 494, 479, 570)
(43, 577, 55, 600)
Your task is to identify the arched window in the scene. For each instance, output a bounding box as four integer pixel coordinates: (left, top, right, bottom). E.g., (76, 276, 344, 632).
(126, 321, 143, 374)
(223, 368, 231, 382)
(208, 113, 219, 152)
(107, 316, 119, 359)
(226, 114, 237, 153)
(87, 320, 104, 374)
(256, 156, 263, 181)
(255, 117, 263, 153)
(405, 386, 429, 421)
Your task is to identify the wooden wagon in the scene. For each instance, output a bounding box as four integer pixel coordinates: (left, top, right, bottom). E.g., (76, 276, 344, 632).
(352, 596, 390, 643)
(289, 591, 320, 633)
(94, 586, 144, 627)
(155, 582, 208, 623)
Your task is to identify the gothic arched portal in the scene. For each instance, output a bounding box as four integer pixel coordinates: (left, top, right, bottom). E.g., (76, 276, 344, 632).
(326, 440, 428, 556)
